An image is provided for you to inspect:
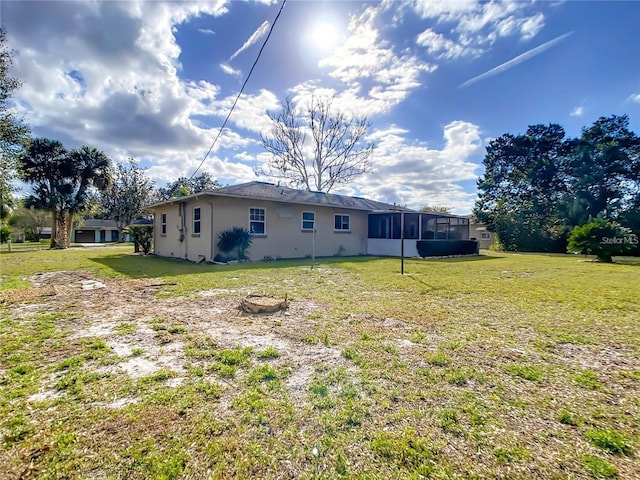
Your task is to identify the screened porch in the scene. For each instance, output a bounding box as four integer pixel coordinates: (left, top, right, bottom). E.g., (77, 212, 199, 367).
(367, 212, 471, 257)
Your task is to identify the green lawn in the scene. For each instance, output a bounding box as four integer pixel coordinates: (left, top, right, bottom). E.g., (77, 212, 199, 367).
(1, 248, 638, 479)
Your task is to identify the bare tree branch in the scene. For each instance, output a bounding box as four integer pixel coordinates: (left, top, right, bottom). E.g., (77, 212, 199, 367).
(259, 95, 376, 192)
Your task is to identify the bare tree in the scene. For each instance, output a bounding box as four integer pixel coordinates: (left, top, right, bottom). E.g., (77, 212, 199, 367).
(421, 205, 452, 214)
(260, 96, 376, 192)
(99, 158, 155, 241)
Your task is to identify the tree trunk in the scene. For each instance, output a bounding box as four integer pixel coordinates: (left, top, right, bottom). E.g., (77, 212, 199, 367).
(57, 213, 68, 249)
(118, 224, 128, 242)
(50, 210, 59, 249)
(66, 212, 74, 247)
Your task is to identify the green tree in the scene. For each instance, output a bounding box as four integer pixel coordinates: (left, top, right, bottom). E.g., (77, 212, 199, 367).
(617, 192, 640, 256)
(0, 27, 30, 243)
(474, 124, 569, 252)
(19, 138, 68, 248)
(0, 223, 10, 244)
(10, 204, 50, 241)
(567, 115, 640, 220)
(58, 146, 112, 247)
(260, 95, 376, 192)
(99, 158, 154, 241)
(567, 218, 637, 263)
(19, 139, 112, 248)
(126, 224, 153, 255)
(157, 172, 220, 201)
(475, 116, 639, 253)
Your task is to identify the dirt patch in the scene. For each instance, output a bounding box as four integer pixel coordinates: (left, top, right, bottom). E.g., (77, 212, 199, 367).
(554, 343, 639, 373)
(7, 271, 348, 406)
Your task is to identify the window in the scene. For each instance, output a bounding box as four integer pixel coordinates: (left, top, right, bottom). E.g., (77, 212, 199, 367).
(334, 214, 350, 231)
(481, 232, 491, 240)
(302, 211, 315, 231)
(161, 213, 167, 235)
(403, 213, 419, 239)
(193, 207, 201, 235)
(421, 215, 436, 240)
(250, 208, 266, 235)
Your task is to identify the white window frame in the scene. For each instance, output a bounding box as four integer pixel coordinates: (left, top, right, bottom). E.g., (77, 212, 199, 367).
(334, 214, 350, 232)
(481, 232, 491, 240)
(249, 207, 266, 235)
(161, 213, 167, 235)
(192, 206, 201, 236)
(302, 211, 315, 231)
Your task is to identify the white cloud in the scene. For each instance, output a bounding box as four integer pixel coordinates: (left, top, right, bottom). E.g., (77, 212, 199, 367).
(342, 121, 483, 213)
(412, 0, 546, 57)
(2, 0, 288, 191)
(415, 29, 467, 59)
(520, 13, 545, 40)
(570, 106, 584, 117)
(317, 5, 436, 114)
(220, 63, 241, 77)
(218, 89, 280, 134)
(2, 0, 486, 202)
(412, 0, 479, 22)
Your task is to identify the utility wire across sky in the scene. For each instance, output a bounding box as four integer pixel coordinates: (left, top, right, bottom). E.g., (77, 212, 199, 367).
(188, 0, 287, 181)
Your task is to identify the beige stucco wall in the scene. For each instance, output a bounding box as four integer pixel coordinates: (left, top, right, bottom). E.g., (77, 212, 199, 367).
(470, 223, 494, 249)
(153, 201, 214, 261)
(211, 196, 367, 260)
(153, 195, 369, 261)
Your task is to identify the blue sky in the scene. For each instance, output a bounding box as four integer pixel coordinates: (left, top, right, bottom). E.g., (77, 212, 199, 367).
(3, 0, 639, 213)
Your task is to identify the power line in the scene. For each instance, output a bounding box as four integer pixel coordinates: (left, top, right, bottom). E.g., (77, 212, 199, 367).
(188, 0, 287, 181)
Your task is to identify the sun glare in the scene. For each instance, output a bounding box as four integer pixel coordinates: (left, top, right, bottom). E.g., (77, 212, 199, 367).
(311, 20, 338, 52)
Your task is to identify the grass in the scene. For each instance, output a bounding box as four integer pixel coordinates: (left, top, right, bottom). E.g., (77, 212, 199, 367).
(582, 454, 619, 478)
(1, 248, 639, 478)
(585, 428, 634, 456)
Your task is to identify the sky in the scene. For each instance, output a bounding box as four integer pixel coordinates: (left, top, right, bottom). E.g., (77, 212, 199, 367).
(2, 0, 639, 214)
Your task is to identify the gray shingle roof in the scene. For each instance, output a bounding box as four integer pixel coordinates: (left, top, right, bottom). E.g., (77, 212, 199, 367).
(150, 181, 405, 212)
(81, 219, 118, 229)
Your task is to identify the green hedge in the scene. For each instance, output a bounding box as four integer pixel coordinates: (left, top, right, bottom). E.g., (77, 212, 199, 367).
(416, 240, 479, 258)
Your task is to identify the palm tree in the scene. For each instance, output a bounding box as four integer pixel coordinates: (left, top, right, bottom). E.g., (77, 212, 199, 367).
(60, 146, 113, 247)
(19, 138, 67, 248)
(20, 140, 112, 248)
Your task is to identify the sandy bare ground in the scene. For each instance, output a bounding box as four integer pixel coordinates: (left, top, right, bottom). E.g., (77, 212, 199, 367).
(3, 271, 350, 407)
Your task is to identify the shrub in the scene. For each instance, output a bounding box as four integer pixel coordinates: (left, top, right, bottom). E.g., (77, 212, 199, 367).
(217, 227, 252, 260)
(126, 224, 153, 254)
(567, 218, 638, 262)
(0, 224, 12, 243)
(416, 240, 478, 257)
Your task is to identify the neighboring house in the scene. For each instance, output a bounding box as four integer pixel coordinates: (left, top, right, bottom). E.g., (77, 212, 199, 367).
(72, 219, 123, 243)
(469, 219, 495, 249)
(148, 181, 472, 261)
(40, 227, 52, 239)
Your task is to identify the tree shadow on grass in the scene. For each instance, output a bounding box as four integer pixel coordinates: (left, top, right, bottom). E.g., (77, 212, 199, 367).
(414, 254, 504, 263)
(89, 253, 391, 279)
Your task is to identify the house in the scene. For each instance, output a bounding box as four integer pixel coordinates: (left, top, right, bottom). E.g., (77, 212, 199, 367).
(72, 219, 121, 243)
(147, 181, 473, 262)
(469, 218, 495, 249)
